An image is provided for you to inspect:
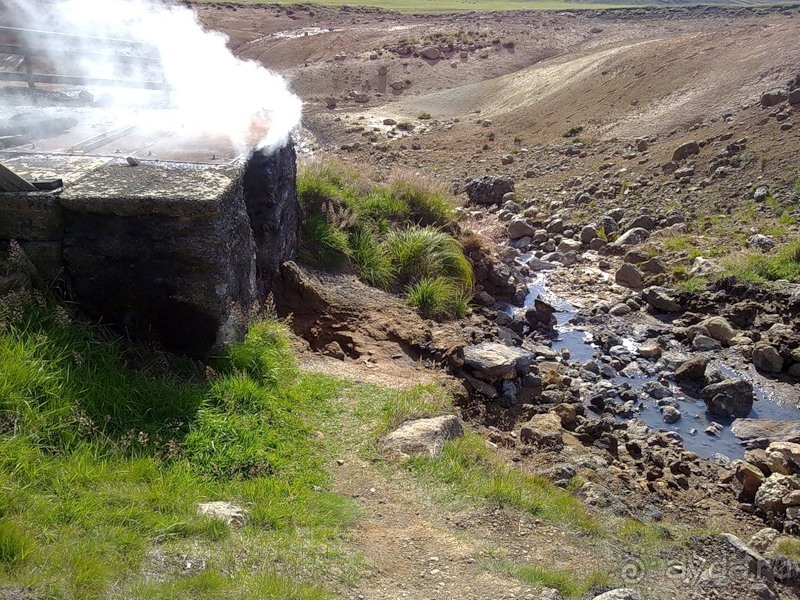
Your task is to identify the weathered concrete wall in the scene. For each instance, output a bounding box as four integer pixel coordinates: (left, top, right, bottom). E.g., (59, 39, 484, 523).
(0, 144, 298, 355)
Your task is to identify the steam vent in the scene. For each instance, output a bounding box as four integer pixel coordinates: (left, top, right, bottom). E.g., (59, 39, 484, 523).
(0, 145, 299, 355)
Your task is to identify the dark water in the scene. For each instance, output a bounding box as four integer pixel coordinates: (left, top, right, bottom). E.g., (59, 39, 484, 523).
(516, 273, 800, 461)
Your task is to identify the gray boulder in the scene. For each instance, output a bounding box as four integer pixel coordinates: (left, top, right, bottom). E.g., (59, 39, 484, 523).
(761, 88, 788, 108)
(593, 589, 644, 600)
(752, 344, 784, 373)
(672, 140, 699, 161)
(420, 46, 441, 60)
(642, 286, 681, 312)
(462, 342, 534, 380)
(789, 88, 800, 105)
(520, 413, 563, 449)
(613, 227, 649, 247)
(615, 263, 642, 288)
(580, 224, 598, 244)
(382, 415, 463, 456)
(701, 378, 754, 418)
(508, 218, 537, 239)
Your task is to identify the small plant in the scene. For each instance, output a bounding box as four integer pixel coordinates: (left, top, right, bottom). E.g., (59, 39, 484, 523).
(759, 155, 767, 170)
(723, 239, 800, 283)
(0, 519, 36, 568)
(485, 559, 610, 600)
(676, 276, 708, 295)
(299, 214, 350, 269)
(562, 125, 584, 138)
(405, 277, 459, 318)
(348, 226, 394, 290)
(417, 112, 432, 120)
(396, 122, 413, 131)
(383, 226, 473, 290)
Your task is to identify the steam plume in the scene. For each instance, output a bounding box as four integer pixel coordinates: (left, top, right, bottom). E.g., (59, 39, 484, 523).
(3, 0, 302, 152)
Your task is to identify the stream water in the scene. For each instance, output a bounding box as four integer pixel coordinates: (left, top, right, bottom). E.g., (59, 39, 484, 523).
(513, 273, 800, 461)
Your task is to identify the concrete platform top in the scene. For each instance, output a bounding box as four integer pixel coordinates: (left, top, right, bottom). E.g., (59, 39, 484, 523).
(2, 153, 243, 217)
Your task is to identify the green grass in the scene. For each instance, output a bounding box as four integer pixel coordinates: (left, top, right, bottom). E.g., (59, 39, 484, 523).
(562, 125, 584, 138)
(297, 159, 472, 318)
(675, 276, 708, 294)
(723, 239, 800, 284)
(0, 298, 360, 597)
(484, 559, 611, 599)
(776, 537, 800, 561)
(404, 433, 599, 532)
(418, 112, 432, 120)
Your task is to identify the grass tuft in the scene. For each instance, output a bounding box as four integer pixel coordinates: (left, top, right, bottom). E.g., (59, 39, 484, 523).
(723, 239, 800, 283)
(485, 558, 610, 599)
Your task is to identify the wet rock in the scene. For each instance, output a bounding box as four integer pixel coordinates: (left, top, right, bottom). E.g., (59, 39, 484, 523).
(701, 378, 754, 418)
(672, 140, 699, 161)
(465, 176, 514, 206)
(612, 227, 649, 247)
(609, 303, 632, 316)
(525, 299, 557, 331)
(765, 442, 800, 476)
(752, 344, 784, 373)
(382, 415, 463, 457)
(643, 380, 672, 399)
(642, 286, 680, 312)
(462, 342, 533, 380)
(761, 88, 788, 108)
(661, 405, 681, 424)
(520, 413, 563, 449)
(615, 263, 642, 288)
(675, 355, 708, 382)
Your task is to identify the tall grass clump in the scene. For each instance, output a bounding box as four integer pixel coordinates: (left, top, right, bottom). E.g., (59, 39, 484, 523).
(296, 159, 471, 318)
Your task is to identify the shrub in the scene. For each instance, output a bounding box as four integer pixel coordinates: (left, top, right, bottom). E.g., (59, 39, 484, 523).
(562, 125, 584, 138)
(348, 226, 394, 290)
(405, 277, 459, 318)
(299, 214, 350, 269)
(386, 171, 454, 226)
(418, 112, 432, 120)
(383, 226, 473, 290)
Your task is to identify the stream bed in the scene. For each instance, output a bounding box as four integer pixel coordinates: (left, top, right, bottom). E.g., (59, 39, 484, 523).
(515, 273, 800, 461)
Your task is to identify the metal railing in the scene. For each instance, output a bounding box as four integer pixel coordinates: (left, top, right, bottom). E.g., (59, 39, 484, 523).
(0, 25, 169, 92)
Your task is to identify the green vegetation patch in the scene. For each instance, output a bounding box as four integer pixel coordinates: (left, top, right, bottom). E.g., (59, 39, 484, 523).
(404, 433, 599, 532)
(484, 558, 610, 599)
(722, 239, 800, 284)
(0, 298, 359, 597)
(297, 159, 472, 318)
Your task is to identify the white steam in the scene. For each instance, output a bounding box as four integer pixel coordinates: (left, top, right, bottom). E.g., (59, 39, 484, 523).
(5, 0, 302, 152)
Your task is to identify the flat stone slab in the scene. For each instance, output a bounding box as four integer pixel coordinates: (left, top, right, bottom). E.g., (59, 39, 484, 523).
(382, 415, 463, 457)
(462, 342, 534, 380)
(732, 419, 800, 446)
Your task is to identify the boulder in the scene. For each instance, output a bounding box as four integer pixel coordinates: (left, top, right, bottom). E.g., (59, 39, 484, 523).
(641, 258, 666, 274)
(672, 140, 699, 161)
(520, 413, 563, 449)
(508, 218, 537, 239)
(789, 88, 800, 105)
(765, 442, 800, 476)
(638, 340, 661, 358)
(675, 356, 708, 382)
(661, 405, 681, 424)
(465, 176, 514, 206)
(761, 88, 788, 108)
(642, 286, 681, 312)
(557, 238, 582, 253)
(700, 316, 736, 344)
(701, 378, 754, 418)
(626, 214, 655, 231)
(752, 344, 784, 373)
(197, 501, 247, 527)
(525, 298, 557, 330)
(719, 533, 774, 584)
(615, 263, 643, 288)
(612, 227, 649, 247)
(462, 342, 534, 380)
(747, 234, 775, 251)
(731, 461, 765, 503)
(580, 224, 598, 244)
(755, 473, 800, 513)
(732, 420, 800, 446)
(420, 46, 441, 60)
(382, 415, 463, 457)
(750, 528, 781, 553)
